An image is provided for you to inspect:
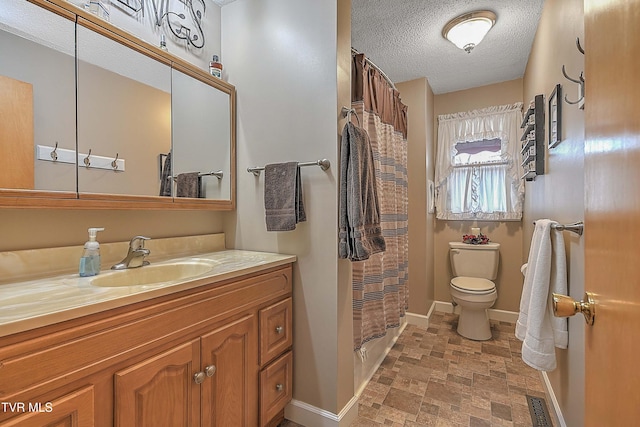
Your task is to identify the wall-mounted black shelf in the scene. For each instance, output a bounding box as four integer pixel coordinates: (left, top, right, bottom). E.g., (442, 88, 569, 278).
(520, 94, 545, 181)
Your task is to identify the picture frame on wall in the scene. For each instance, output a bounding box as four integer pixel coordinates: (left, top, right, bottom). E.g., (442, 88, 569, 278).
(549, 83, 562, 148)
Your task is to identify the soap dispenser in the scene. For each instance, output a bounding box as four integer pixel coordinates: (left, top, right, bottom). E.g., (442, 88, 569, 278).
(79, 227, 105, 277)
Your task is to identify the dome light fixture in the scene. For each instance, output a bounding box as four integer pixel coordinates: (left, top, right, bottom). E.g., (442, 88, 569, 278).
(442, 10, 497, 54)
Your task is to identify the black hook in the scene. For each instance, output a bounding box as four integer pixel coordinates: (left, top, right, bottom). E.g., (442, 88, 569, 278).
(576, 37, 585, 55)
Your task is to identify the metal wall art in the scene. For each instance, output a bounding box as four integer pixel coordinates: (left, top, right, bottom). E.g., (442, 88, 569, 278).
(115, 0, 207, 49)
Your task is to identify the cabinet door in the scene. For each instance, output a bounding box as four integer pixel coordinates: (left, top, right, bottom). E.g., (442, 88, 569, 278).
(0, 385, 94, 427)
(201, 315, 258, 427)
(114, 339, 200, 427)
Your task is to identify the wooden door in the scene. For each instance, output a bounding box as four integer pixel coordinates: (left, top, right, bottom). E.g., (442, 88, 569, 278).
(584, 0, 640, 424)
(0, 386, 94, 427)
(114, 339, 201, 427)
(0, 75, 34, 189)
(201, 315, 258, 427)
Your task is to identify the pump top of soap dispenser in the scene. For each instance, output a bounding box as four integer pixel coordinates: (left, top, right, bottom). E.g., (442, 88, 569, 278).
(85, 227, 105, 249)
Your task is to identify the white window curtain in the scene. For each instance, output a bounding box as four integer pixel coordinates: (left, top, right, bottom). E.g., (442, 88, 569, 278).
(435, 103, 525, 221)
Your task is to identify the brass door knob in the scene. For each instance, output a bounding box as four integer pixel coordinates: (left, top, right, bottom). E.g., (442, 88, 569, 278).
(552, 292, 595, 325)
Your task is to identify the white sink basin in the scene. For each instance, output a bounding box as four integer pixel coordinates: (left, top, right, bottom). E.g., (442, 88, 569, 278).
(90, 261, 216, 287)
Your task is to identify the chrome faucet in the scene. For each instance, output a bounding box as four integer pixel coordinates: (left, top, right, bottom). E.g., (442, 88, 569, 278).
(111, 236, 151, 270)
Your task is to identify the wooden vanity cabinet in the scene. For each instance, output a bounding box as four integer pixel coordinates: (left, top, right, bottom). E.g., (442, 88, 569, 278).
(0, 264, 293, 427)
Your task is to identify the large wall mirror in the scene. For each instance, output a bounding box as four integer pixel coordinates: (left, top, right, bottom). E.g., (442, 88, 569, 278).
(76, 22, 172, 198)
(0, 0, 76, 196)
(0, 0, 236, 210)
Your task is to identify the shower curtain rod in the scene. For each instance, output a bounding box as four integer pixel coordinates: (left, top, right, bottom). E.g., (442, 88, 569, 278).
(351, 47, 397, 91)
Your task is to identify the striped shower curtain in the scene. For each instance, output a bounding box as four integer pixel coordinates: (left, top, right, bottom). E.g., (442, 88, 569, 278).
(351, 53, 409, 351)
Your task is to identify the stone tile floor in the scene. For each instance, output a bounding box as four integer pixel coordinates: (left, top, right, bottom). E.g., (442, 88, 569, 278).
(352, 312, 553, 426)
(282, 312, 555, 427)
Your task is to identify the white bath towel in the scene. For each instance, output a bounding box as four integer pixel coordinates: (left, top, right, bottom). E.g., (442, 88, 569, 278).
(516, 219, 569, 371)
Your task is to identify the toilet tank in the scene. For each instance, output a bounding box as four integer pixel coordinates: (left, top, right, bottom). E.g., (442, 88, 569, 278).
(449, 242, 500, 280)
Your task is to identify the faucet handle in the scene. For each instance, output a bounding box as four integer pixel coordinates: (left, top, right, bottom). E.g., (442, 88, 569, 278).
(129, 236, 151, 250)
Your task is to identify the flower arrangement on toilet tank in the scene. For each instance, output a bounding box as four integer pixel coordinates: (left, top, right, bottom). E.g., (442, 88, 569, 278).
(462, 233, 491, 244)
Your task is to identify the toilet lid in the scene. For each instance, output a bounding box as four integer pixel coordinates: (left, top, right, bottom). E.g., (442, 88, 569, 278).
(451, 277, 496, 293)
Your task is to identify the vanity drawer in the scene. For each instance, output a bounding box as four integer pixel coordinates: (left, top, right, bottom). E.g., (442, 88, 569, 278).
(259, 297, 292, 366)
(259, 351, 292, 427)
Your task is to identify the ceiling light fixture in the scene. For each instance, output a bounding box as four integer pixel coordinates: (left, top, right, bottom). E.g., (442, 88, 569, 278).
(442, 10, 497, 54)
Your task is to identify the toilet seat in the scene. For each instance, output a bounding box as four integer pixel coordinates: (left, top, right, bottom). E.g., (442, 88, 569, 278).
(450, 277, 496, 295)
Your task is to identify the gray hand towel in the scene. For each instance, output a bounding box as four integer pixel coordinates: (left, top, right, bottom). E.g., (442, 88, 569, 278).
(338, 121, 386, 261)
(159, 152, 172, 197)
(176, 172, 201, 198)
(264, 162, 306, 231)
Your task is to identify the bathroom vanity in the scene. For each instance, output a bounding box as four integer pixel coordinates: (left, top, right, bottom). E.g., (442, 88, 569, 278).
(0, 237, 295, 427)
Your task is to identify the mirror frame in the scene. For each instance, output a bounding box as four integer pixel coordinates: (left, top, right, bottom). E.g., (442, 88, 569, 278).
(0, 0, 236, 211)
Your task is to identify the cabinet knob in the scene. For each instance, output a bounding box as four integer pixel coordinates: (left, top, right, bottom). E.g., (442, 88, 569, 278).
(194, 371, 206, 384)
(275, 383, 284, 391)
(205, 364, 217, 377)
(275, 326, 284, 334)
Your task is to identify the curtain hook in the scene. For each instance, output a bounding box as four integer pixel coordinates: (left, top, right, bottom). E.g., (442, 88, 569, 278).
(50, 142, 59, 161)
(84, 149, 92, 168)
(111, 153, 119, 170)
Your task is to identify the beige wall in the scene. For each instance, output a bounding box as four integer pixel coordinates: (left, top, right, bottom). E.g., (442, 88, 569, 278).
(0, 209, 224, 252)
(396, 78, 434, 315)
(336, 0, 355, 412)
(433, 79, 524, 311)
(522, 0, 585, 426)
(221, 0, 349, 416)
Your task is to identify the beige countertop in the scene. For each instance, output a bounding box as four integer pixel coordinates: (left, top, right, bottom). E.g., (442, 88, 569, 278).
(0, 249, 296, 338)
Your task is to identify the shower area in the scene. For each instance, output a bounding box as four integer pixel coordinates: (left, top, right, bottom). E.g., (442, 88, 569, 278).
(344, 50, 410, 392)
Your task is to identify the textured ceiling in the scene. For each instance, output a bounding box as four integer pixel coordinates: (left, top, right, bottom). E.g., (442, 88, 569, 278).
(352, 0, 544, 94)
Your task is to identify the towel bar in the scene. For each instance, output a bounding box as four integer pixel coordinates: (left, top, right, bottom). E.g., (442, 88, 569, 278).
(169, 170, 224, 181)
(247, 159, 331, 176)
(533, 221, 584, 236)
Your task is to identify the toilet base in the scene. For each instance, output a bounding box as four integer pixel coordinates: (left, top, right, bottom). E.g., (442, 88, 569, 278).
(456, 306, 492, 341)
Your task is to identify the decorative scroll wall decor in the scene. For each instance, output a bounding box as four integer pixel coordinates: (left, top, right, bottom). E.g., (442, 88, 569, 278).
(115, 0, 207, 49)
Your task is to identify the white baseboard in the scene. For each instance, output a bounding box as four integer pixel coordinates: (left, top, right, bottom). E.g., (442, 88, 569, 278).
(285, 395, 359, 427)
(487, 308, 519, 323)
(434, 300, 455, 314)
(434, 301, 519, 323)
(406, 301, 437, 328)
(405, 312, 429, 328)
(541, 371, 567, 427)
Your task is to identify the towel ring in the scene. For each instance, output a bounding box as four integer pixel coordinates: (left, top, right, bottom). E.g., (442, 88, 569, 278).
(341, 106, 361, 127)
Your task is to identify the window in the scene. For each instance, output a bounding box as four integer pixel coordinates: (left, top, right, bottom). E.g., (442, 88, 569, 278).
(435, 104, 525, 221)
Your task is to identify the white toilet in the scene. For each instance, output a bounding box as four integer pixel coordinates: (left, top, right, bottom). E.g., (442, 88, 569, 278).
(448, 241, 501, 340)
